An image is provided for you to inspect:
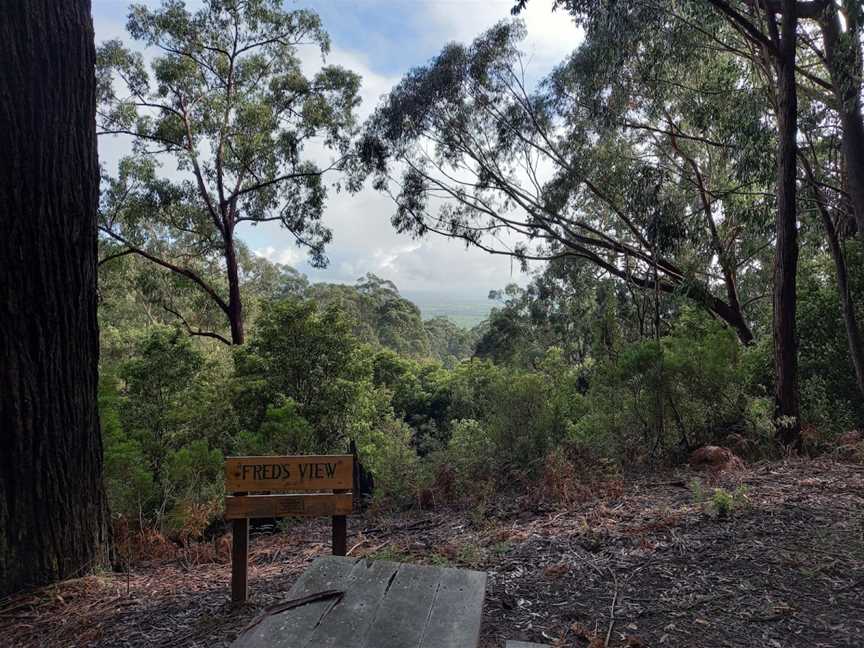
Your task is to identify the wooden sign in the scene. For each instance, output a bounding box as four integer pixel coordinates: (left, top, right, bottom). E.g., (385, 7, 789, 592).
(225, 454, 354, 605)
(225, 455, 352, 492)
(225, 492, 353, 519)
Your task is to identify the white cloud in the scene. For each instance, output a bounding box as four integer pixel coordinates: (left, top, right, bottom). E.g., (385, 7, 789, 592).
(254, 245, 305, 267)
(91, 0, 563, 300)
(420, 0, 583, 81)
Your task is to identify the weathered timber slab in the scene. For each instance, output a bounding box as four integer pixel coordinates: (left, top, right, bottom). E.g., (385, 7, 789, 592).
(505, 642, 551, 648)
(237, 556, 357, 647)
(231, 556, 487, 648)
(418, 565, 486, 648)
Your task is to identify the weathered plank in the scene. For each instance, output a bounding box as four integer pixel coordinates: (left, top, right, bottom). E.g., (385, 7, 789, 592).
(506, 642, 551, 648)
(225, 493, 353, 519)
(234, 557, 360, 647)
(225, 455, 353, 492)
(360, 562, 443, 646)
(230, 557, 487, 648)
(418, 565, 487, 648)
(302, 559, 403, 648)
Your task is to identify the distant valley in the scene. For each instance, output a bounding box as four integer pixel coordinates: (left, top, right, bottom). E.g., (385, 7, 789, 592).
(403, 291, 494, 329)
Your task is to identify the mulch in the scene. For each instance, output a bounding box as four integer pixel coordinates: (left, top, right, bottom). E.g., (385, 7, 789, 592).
(2, 457, 863, 647)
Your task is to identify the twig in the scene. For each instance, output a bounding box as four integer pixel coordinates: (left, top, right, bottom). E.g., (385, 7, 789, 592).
(346, 539, 369, 556)
(604, 570, 619, 648)
(645, 480, 688, 488)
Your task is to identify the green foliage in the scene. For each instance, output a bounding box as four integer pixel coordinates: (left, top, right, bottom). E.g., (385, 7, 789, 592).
(439, 419, 496, 494)
(690, 480, 749, 518)
(97, 0, 362, 342)
(797, 248, 864, 434)
(99, 1, 360, 252)
(711, 488, 734, 518)
(423, 316, 480, 368)
(119, 327, 206, 484)
(233, 298, 377, 452)
(572, 310, 755, 462)
(361, 17, 770, 345)
(355, 418, 419, 507)
(102, 329, 227, 528)
(100, 374, 156, 520)
(427, 351, 586, 488)
(165, 440, 224, 505)
(371, 349, 452, 453)
(709, 486, 749, 519)
(309, 274, 435, 359)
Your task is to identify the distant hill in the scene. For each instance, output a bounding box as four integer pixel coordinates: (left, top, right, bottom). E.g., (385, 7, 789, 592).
(403, 291, 493, 329)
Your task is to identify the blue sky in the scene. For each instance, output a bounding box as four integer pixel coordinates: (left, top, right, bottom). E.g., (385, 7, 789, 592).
(92, 0, 582, 300)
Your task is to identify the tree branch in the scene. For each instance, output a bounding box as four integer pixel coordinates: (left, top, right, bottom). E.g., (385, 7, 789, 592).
(161, 304, 232, 345)
(98, 226, 231, 317)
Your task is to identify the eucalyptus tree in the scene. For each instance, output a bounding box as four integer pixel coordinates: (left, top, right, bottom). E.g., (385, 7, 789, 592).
(0, 0, 108, 594)
(360, 20, 775, 350)
(308, 274, 432, 357)
(97, 0, 361, 344)
(706, 0, 802, 447)
(821, 2, 864, 237)
(540, 0, 862, 443)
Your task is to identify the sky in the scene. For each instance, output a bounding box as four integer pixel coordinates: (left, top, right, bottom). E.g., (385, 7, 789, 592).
(91, 0, 582, 301)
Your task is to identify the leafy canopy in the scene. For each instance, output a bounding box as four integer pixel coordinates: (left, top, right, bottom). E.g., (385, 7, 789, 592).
(97, 0, 362, 341)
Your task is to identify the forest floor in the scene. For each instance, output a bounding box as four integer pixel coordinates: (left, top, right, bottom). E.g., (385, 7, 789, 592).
(2, 457, 863, 648)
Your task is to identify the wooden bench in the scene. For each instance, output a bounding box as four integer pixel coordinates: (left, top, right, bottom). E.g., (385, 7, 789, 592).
(231, 556, 487, 648)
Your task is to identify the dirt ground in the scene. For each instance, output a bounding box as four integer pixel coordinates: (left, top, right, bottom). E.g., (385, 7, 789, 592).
(2, 457, 863, 648)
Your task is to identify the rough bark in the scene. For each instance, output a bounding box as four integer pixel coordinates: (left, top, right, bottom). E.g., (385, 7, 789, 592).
(224, 229, 245, 345)
(772, 0, 802, 446)
(820, 2, 864, 239)
(0, 0, 109, 594)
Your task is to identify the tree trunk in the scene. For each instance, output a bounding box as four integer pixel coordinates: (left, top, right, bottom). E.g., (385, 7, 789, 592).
(0, 0, 109, 594)
(224, 230, 245, 345)
(803, 153, 864, 404)
(823, 205, 864, 403)
(821, 2, 864, 239)
(772, 1, 801, 447)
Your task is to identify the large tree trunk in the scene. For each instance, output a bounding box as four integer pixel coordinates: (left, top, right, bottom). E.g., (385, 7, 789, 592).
(772, 0, 801, 447)
(821, 1, 864, 239)
(224, 230, 245, 344)
(0, 0, 109, 594)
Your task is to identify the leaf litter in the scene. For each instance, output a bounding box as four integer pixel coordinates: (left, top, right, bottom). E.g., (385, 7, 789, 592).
(1, 457, 862, 647)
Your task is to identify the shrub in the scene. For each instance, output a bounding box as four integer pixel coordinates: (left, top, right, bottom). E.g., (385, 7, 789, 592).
(571, 309, 756, 464)
(357, 417, 421, 508)
(100, 374, 157, 523)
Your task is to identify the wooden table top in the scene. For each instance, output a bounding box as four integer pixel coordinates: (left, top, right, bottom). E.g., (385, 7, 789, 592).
(232, 556, 487, 648)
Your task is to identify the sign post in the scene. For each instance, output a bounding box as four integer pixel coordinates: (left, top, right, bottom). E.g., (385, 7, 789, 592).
(225, 455, 354, 604)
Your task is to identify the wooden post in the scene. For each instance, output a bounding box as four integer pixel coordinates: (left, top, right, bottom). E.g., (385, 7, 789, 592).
(232, 515, 249, 604)
(224, 455, 354, 601)
(332, 515, 346, 556)
(332, 488, 348, 556)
